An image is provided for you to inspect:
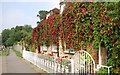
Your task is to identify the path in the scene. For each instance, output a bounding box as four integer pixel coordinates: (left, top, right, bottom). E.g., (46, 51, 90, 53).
(0, 56, 2, 74)
(1, 49, 45, 74)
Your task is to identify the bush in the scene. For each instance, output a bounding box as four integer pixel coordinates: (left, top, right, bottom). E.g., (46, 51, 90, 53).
(0, 48, 9, 56)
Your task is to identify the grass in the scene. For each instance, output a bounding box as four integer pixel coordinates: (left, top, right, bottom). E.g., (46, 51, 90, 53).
(0, 48, 9, 56)
(13, 49, 22, 58)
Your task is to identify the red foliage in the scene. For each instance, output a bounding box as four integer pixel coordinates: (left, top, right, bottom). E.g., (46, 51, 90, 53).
(51, 29, 55, 35)
(67, 44, 70, 49)
(62, 56, 68, 58)
(90, 24, 93, 29)
(105, 15, 110, 22)
(81, 8, 86, 14)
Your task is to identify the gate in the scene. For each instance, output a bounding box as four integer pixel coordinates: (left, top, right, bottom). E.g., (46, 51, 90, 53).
(72, 50, 96, 74)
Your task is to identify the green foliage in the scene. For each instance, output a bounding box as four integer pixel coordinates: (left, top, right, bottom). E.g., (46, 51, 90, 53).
(2, 25, 32, 47)
(24, 33, 32, 51)
(37, 10, 48, 21)
(13, 49, 22, 58)
(62, 58, 70, 66)
(48, 56, 54, 61)
(32, 2, 119, 73)
(2, 29, 11, 47)
(0, 34, 2, 45)
(0, 48, 9, 56)
(97, 67, 108, 74)
(30, 46, 35, 52)
(5, 37, 15, 46)
(44, 40, 50, 47)
(62, 2, 119, 73)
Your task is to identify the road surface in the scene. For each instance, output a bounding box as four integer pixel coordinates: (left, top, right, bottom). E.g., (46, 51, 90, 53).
(0, 56, 2, 74)
(1, 49, 45, 74)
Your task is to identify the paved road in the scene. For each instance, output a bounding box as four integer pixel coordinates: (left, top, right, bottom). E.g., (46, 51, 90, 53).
(0, 56, 2, 74)
(1, 49, 45, 74)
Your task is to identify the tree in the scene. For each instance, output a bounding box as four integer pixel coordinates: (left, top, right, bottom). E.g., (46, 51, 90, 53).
(5, 37, 15, 46)
(2, 29, 11, 47)
(37, 10, 49, 24)
(0, 34, 2, 45)
(1, 25, 32, 47)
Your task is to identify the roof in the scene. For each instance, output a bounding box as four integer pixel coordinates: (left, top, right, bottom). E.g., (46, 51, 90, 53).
(50, 8, 60, 14)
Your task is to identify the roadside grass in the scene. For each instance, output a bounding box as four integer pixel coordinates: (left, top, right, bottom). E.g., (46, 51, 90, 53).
(0, 48, 9, 56)
(13, 49, 22, 58)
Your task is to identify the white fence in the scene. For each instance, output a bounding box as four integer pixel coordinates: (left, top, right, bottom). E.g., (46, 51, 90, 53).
(22, 50, 72, 73)
(23, 50, 112, 74)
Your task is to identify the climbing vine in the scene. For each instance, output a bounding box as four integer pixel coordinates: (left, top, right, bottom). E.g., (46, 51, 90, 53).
(31, 2, 119, 73)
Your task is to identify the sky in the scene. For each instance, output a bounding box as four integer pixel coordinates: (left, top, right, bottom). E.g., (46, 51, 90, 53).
(0, 0, 60, 33)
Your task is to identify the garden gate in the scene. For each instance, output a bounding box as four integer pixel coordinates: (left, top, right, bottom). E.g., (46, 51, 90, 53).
(72, 50, 96, 74)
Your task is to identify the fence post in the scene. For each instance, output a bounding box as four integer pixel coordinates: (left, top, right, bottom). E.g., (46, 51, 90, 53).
(22, 50, 25, 58)
(70, 59, 74, 73)
(108, 66, 112, 75)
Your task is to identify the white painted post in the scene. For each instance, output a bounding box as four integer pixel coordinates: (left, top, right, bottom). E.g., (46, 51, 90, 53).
(34, 53, 37, 66)
(108, 66, 112, 75)
(22, 50, 24, 58)
(99, 43, 102, 66)
(66, 65, 69, 73)
(100, 65, 112, 75)
(70, 59, 74, 73)
(108, 67, 110, 75)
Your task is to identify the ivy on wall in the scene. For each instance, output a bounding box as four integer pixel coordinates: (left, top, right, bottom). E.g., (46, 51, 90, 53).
(31, 2, 119, 73)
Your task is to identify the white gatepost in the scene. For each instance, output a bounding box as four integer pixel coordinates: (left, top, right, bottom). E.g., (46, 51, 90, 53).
(97, 65, 112, 75)
(97, 43, 112, 75)
(99, 43, 102, 66)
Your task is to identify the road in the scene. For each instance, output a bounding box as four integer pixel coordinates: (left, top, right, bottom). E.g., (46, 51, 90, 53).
(0, 56, 2, 74)
(1, 49, 45, 74)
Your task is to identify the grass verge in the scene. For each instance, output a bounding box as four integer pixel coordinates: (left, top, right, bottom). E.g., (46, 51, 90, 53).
(13, 49, 22, 58)
(0, 48, 9, 56)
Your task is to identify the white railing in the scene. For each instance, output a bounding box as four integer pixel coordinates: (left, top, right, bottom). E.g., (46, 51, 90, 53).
(23, 50, 112, 74)
(22, 50, 71, 73)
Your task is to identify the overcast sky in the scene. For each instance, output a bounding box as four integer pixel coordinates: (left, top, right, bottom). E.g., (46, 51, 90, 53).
(0, 0, 60, 33)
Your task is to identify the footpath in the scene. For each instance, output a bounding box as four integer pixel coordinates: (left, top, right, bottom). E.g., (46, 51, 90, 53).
(1, 49, 46, 74)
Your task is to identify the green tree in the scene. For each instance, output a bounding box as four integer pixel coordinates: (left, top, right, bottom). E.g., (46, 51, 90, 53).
(1, 25, 32, 47)
(2, 29, 11, 47)
(0, 34, 2, 45)
(37, 10, 48, 25)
